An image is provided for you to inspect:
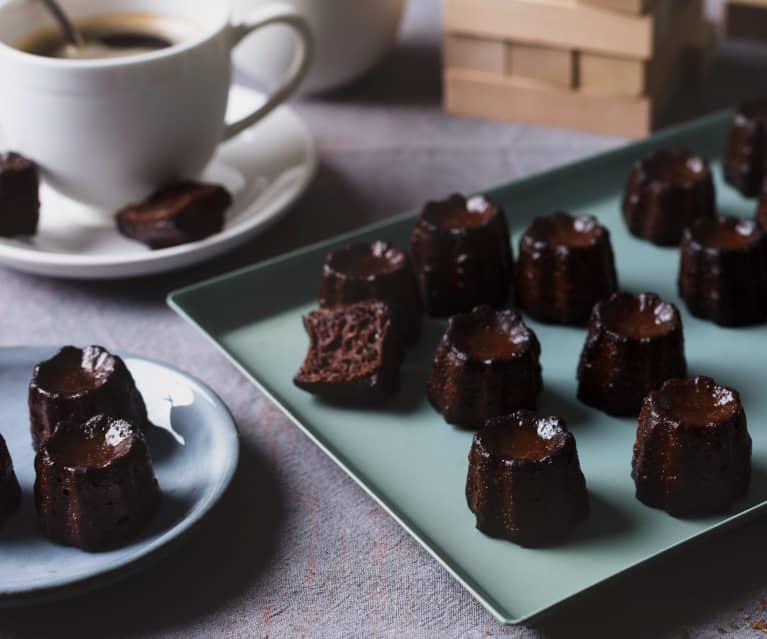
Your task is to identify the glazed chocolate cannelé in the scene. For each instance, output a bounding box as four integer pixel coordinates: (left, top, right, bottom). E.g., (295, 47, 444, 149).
(293, 301, 403, 403)
(622, 150, 715, 246)
(516, 212, 618, 324)
(577, 292, 687, 416)
(29, 345, 150, 449)
(427, 306, 542, 429)
(679, 216, 767, 326)
(757, 189, 767, 230)
(723, 101, 767, 197)
(0, 151, 39, 237)
(34, 414, 160, 551)
(0, 433, 21, 524)
(319, 240, 422, 345)
(410, 194, 514, 316)
(117, 180, 232, 249)
(466, 411, 588, 546)
(632, 377, 751, 517)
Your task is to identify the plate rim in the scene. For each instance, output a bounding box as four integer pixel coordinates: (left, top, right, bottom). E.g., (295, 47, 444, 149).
(0, 344, 240, 605)
(167, 109, 754, 625)
(0, 87, 318, 278)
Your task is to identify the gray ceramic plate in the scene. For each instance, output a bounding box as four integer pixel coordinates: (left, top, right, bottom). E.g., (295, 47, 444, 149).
(0, 346, 239, 606)
(168, 111, 767, 624)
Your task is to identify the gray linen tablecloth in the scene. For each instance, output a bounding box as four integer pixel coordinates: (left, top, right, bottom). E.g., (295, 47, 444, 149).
(3, 2, 767, 637)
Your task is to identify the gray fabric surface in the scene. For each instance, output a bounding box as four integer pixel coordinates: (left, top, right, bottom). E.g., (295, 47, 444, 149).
(3, 1, 767, 637)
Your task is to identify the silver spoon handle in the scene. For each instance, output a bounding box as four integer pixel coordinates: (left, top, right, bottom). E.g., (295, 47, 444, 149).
(40, 0, 83, 47)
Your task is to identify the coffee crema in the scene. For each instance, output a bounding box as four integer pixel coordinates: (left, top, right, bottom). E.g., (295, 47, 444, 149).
(15, 12, 201, 60)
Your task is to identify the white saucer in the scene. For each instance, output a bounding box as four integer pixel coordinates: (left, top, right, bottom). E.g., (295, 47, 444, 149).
(0, 86, 317, 279)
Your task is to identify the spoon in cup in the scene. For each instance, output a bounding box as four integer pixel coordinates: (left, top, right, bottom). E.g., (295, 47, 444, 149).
(40, 0, 84, 49)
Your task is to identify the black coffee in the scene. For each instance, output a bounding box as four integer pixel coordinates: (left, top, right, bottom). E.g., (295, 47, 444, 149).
(16, 12, 200, 60)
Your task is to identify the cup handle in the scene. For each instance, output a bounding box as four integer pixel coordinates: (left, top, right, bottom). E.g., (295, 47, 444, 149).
(221, 3, 313, 141)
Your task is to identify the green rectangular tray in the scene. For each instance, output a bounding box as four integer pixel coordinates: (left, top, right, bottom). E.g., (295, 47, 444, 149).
(168, 111, 767, 624)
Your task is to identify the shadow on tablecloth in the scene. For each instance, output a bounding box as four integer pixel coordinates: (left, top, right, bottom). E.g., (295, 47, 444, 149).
(528, 496, 767, 638)
(0, 436, 285, 639)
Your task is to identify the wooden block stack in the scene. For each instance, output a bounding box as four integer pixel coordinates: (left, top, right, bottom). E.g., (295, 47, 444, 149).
(442, 0, 715, 138)
(726, 0, 767, 41)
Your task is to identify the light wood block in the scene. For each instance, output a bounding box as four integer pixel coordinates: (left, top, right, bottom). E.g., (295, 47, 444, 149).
(444, 68, 655, 137)
(443, 34, 505, 73)
(577, 44, 681, 101)
(578, 0, 701, 97)
(578, 0, 655, 13)
(506, 42, 575, 89)
(442, 0, 674, 59)
(727, 1, 767, 40)
(579, 54, 647, 97)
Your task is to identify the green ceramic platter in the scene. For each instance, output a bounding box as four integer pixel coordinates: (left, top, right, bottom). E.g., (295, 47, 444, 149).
(169, 111, 767, 625)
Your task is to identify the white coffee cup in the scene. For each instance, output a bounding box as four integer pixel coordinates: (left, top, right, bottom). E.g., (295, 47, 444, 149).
(0, 0, 312, 210)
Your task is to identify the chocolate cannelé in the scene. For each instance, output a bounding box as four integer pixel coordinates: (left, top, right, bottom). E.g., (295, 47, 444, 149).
(622, 150, 715, 246)
(29, 345, 150, 449)
(577, 292, 687, 416)
(679, 216, 767, 326)
(0, 433, 21, 524)
(410, 194, 514, 316)
(466, 410, 588, 546)
(632, 376, 751, 517)
(723, 101, 767, 198)
(34, 414, 160, 551)
(293, 301, 404, 403)
(117, 180, 231, 249)
(516, 212, 618, 325)
(427, 306, 542, 429)
(319, 241, 422, 345)
(0, 151, 39, 237)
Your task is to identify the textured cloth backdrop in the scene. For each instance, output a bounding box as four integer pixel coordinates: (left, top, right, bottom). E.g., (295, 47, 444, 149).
(2, 2, 767, 638)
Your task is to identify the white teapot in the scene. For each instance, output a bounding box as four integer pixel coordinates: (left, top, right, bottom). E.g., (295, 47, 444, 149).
(231, 0, 406, 95)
